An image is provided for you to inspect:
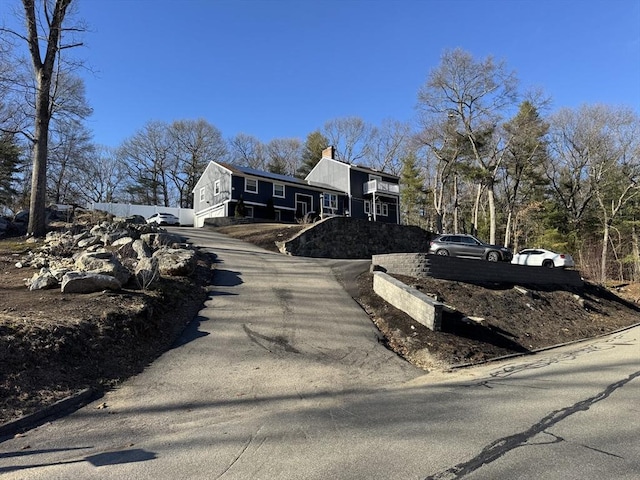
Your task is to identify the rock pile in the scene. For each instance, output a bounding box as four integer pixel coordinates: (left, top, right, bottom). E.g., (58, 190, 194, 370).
(17, 220, 197, 294)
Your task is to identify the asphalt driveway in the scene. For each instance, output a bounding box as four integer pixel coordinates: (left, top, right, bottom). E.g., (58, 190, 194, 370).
(1, 228, 638, 479)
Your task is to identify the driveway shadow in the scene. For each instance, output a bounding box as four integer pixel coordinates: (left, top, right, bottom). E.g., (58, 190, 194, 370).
(213, 269, 243, 287)
(171, 269, 243, 349)
(0, 447, 156, 474)
(171, 314, 210, 348)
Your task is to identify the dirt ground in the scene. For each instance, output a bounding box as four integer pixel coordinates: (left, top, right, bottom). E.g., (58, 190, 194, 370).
(1, 223, 639, 428)
(0, 240, 215, 427)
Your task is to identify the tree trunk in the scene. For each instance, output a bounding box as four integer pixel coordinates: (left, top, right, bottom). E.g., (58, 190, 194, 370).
(453, 174, 459, 233)
(600, 220, 610, 284)
(487, 187, 496, 244)
(472, 184, 482, 237)
(504, 210, 512, 249)
(28, 72, 51, 238)
(632, 223, 640, 283)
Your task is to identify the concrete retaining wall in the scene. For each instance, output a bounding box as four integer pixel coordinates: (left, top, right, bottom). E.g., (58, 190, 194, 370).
(373, 272, 442, 331)
(372, 253, 584, 289)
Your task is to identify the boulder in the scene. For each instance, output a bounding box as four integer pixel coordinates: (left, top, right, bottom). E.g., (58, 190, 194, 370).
(132, 238, 152, 259)
(61, 272, 122, 294)
(75, 251, 131, 285)
(101, 229, 130, 246)
(153, 248, 197, 276)
(28, 269, 59, 291)
(141, 232, 183, 249)
(77, 236, 102, 249)
(135, 256, 159, 288)
(112, 236, 135, 247)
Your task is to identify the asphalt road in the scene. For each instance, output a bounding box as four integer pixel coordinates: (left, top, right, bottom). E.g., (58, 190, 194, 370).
(1, 228, 638, 479)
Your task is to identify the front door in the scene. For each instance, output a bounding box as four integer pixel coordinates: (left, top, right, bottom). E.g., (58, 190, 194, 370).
(295, 194, 313, 218)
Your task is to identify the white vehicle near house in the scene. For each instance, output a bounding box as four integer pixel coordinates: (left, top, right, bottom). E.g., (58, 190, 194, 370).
(147, 212, 181, 226)
(511, 248, 575, 268)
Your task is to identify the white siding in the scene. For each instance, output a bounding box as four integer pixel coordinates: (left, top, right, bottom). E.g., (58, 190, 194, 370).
(305, 158, 350, 193)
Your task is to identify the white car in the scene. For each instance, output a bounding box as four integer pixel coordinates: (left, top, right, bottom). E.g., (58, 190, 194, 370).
(511, 248, 575, 268)
(147, 213, 180, 226)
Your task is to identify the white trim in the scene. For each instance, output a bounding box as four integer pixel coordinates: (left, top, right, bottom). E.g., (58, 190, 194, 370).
(245, 177, 258, 193)
(273, 183, 285, 198)
(323, 192, 338, 210)
(199, 187, 205, 202)
(295, 193, 314, 216)
(375, 202, 389, 217)
(240, 199, 297, 211)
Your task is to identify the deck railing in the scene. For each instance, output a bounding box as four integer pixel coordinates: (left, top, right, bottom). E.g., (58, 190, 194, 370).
(363, 179, 400, 195)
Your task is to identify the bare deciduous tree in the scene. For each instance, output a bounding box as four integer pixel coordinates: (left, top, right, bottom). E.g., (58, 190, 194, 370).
(168, 119, 227, 208)
(227, 133, 266, 170)
(119, 121, 174, 206)
(323, 116, 375, 164)
(48, 117, 93, 204)
(266, 138, 302, 176)
(547, 105, 640, 281)
(368, 119, 411, 175)
(417, 48, 519, 243)
(415, 117, 466, 234)
(1, 0, 87, 236)
(74, 145, 127, 203)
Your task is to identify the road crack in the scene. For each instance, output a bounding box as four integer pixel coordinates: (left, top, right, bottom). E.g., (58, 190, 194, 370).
(425, 370, 640, 479)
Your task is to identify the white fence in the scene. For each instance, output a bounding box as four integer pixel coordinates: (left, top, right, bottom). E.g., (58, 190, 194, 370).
(91, 203, 195, 226)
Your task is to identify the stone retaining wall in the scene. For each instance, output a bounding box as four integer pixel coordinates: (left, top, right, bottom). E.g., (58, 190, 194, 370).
(280, 217, 431, 259)
(372, 253, 584, 289)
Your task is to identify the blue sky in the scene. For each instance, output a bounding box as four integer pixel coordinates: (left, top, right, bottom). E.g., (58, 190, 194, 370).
(3, 0, 640, 148)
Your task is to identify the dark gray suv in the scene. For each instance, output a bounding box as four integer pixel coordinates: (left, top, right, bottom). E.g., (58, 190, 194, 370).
(428, 234, 512, 262)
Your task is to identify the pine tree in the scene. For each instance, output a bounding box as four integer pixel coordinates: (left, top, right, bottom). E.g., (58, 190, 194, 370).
(296, 131, 329, 178)
(400, 152, 426, 227)
(235, 196, 247, 218)
(0, 135, 22, 209)
(266, 197, 276, 220)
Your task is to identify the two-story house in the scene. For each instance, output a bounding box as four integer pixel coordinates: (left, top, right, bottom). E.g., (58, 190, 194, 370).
(306, 146, 401, 224)
(192, 147, 401, 227)
(192, 162, 348, 227)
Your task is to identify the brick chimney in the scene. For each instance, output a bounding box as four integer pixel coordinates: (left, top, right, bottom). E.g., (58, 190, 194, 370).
(322, 146, 335, 159)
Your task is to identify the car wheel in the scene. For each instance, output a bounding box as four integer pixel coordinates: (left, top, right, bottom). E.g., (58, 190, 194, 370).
(487, 251, 500, 262)
(436, 249, 449, 256)
(542, 260, 554, 268)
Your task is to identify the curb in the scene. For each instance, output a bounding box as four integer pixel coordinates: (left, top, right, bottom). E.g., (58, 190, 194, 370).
(0, 388, 97, 441)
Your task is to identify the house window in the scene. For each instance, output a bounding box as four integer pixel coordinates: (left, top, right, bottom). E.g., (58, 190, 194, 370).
(245, 206, 254, 218)
(274, 210, 281, 221)
(323, 193, 338, 210)
(273, 183, 285, 198)
(199, 187, 205, 203)
(375, 202, 389, 216)
(214, 180, 220, 196)
(364, 200, 371, 214)
(245, 178, 258, 193)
